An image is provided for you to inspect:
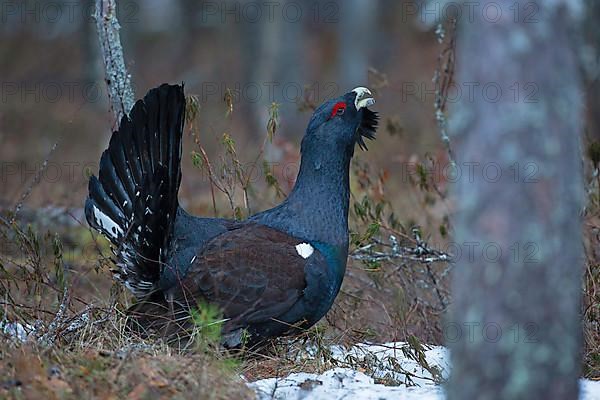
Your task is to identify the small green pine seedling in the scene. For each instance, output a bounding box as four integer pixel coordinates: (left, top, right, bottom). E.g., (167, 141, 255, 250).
(190, 301, 226, 349)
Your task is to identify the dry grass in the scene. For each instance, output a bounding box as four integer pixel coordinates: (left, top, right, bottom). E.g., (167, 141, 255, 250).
(583, 187, 600, 379)
(0, 344, 253, 399)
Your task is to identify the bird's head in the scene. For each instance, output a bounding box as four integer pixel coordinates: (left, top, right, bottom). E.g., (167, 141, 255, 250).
(303, 87, 379, 155)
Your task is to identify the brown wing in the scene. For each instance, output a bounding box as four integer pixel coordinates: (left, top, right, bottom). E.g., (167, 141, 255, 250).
(168, 223, 321, 331)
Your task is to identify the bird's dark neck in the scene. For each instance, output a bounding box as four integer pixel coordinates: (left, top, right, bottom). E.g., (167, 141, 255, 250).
(287, 146, 351, 219)
(253, 142, 353, 248)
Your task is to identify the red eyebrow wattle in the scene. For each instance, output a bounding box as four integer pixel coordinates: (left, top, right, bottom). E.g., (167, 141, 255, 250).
(329, 102, 347, 119)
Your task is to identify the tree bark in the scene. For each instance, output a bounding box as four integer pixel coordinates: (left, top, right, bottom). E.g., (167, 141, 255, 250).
(583, 0, 600, 140)
(447, 1, 584, 399)
(94, 0, 135, 123)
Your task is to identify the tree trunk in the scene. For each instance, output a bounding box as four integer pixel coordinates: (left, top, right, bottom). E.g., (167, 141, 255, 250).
(583, 0, 600, 140)
(94, 0, 135, 124)
(447, 1, 584, 399)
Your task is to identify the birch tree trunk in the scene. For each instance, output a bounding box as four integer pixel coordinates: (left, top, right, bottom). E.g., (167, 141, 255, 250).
(94, 0, 135, 123)
(447, 1, 584, 399)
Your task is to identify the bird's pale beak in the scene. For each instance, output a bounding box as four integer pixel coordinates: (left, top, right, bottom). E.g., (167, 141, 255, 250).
(352, 87, 375, 110)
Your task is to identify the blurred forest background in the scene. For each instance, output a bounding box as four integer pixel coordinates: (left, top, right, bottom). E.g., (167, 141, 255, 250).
(0, 0, 443, 211)
(0, 0, 452, 337)
(1, 0, 600, 397)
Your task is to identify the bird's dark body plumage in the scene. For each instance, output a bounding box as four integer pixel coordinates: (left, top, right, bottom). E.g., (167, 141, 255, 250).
(86, 83, 378, 346)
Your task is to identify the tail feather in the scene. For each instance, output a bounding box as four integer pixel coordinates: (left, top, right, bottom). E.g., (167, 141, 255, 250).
(98, 151, 132, 216)
(85, 84, 185, 298)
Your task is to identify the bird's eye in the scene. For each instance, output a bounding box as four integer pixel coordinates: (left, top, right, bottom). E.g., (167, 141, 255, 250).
(329, 102, 347, 119)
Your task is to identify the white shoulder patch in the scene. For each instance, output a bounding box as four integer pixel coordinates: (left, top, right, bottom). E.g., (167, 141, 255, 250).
(295, 243, 314, 259)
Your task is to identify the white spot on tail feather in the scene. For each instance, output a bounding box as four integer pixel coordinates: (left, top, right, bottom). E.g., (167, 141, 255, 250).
(92, 205, 123, 239)
(295, 243, 314, 259)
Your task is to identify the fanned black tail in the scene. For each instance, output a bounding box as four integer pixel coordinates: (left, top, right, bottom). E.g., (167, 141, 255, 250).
(85, 84, 185, 298)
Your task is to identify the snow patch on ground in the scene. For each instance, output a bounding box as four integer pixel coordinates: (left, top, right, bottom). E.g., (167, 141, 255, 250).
(328, 342, 449, 386)
(581, 380, 600, 400)
(251, 367, 444, 400)
(250, 342, 447, 400)
(249, 342, 600, 400)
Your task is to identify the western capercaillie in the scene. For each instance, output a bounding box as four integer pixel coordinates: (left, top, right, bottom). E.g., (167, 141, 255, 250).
(86, 84, 378, 346)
